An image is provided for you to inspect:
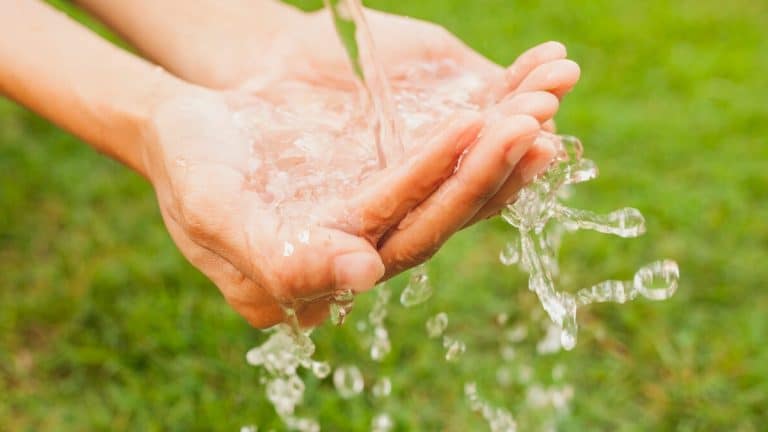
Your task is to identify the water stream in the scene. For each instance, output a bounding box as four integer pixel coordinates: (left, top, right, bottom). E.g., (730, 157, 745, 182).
(241, 1, 679, 430)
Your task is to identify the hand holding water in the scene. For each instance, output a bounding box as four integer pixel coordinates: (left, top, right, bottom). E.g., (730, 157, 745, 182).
(4, 0, 580, 328)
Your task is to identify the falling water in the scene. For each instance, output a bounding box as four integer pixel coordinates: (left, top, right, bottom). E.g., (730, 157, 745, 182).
(241, 0, 680, 430)
(323, 0, 402, 167)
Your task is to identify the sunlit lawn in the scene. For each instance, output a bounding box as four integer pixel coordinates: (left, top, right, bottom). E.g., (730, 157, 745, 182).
(1, 0, 767, 430)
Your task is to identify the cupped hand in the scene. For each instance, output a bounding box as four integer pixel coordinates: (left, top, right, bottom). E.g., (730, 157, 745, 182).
(143, 86, 494, 327)
(192, 7, 580, 275)
(136, 5, 581, 327)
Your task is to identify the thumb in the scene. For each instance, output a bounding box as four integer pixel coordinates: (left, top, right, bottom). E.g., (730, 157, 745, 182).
(262, 225, 384, 304)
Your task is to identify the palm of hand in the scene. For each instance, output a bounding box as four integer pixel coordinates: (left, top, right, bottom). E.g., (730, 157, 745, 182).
(145, 78, 483, 327)
(146, 9, 580, 328)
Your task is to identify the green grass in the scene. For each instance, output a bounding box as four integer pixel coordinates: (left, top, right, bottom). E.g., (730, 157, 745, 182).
(2, 0, 767, 430)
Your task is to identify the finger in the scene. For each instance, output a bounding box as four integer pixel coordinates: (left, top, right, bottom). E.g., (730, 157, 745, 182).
(264, 225, 385, 301)
(378, 115, 540, 278)
(490, 91, 560, 124)
(169, 163, 384, 303)
(464, 136, 558, 227)
(506, 41, 568, 91)
(328, 112, 484, 243)
(514, 59, 581, 99)
(164, 208, 350, 329)
(460, 93, 557, 227)
(542, 119, 557, 133)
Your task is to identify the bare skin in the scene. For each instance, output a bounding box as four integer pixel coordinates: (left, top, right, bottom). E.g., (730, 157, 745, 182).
(2, 0, 579, 327)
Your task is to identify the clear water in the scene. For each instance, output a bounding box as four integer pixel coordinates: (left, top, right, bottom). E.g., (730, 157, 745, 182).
(399, 263, 433, 307)
(241, 0, 679, 430)
(323, 0, 402, 168)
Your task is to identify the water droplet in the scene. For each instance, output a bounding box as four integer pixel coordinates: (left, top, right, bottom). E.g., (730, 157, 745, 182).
(368, 285, 391, 325)
(505, 325, 527, 343)
(371, 413, 394, 432)
(283, 241, 295, 257)
(605, 207, 647, 238)
(400, 264, 433, 307)
(499, 241, 520, 266)
(266, 375, 305, 416)
(333, 365, 364, 398)
(425, 312, 448, 338)
(495, 313, 509, 326)
(370, 326, 391, 361)
(442, 336, 466, 361)
(371, 376, 391, 398)
(635, 260, 679, 300)
(464, 381, 517, 432)
(284, 416, 320, 432)
(536, 323, 562, 355)
(329, 290, 355, 326)
(310, 361, 331, 379)
(559, 328, 576, 351)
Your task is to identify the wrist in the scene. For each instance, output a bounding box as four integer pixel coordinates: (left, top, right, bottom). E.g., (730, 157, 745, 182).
(76, 0, 308, 89)
(129, 71, 218, 185)
(113, 71, 198, 179)
(0, 0, 208, 181)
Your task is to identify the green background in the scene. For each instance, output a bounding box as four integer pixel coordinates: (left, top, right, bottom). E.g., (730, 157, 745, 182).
(2, 0, 766, 430)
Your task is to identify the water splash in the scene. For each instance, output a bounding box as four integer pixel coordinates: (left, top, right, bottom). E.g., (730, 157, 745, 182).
(464, 382, 518, 432)
(323, 0, 402, 167)
(442, 335, 467, 362)
(426, 312, 449, 338)
(500, 133, 679, 349)
(368, 284, 392, 361)
(333, 365, 365, 398)
(244, 321, 324, 431)
(241, 0, 681, 428)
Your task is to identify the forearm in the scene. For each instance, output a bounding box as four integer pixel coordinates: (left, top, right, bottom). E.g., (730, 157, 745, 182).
(0, 0, 190, 177)
(74, 0, 305, 88)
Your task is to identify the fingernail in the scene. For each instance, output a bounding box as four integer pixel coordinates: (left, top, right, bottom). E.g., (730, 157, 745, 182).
(334, 252, 385, 293)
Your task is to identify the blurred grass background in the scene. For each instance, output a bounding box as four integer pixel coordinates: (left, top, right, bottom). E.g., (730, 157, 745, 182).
(1, 0, 767, 430)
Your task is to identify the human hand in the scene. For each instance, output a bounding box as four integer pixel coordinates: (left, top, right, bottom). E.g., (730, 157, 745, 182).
(143, 85, 551, 327)
(75, 0, 581, 326)
(231, 9, 581, 277)
(164, 5, 581, 274)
